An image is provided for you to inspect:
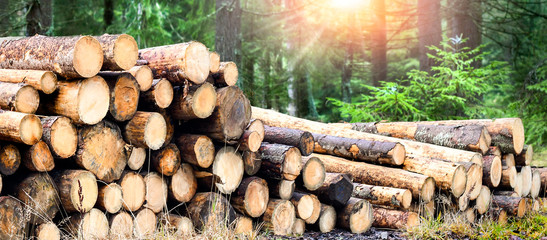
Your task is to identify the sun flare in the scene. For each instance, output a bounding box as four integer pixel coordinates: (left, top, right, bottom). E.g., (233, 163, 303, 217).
(329, 0, 368, 9)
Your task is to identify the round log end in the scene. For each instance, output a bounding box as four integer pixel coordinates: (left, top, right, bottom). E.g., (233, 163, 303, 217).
(270, 200, 296, 236)
(0, 196, 25, 239)
(490, 156, 502, 187)
(127, 147, 146, 170)
(209, 52, 220, 73)
(531, 170, 541, 198)
(154, 79, 174, 108)
(317, 205, 336, 233)
(35, 222, 60, 240)
(476, 185, 491, 214)
(15, 85, 39, 113)
(75, 208, 109, 240)
(40, 71, 58, 94)
(466, 163, 484, 200)
(299, 131, 315, 156)
(248, 119, 265, 141)
(194, 135, 215, 168)
(524, 145, 533, 165)
(401, 190, 412, 209)
(78, 76, 110, 124)
(220, 62, 238, 86)
(143, 172, 168, 213)
(245, 131, 262, 152)
(512, 118, 525, 155)
(100, 183, 123, 214)
(192, 82, 217, 119)
(406, 212, 420, 228)
(70, 171, 98, 213)
(390, 143, 406, 166)
(459, 194, 469, 211)
(28, 141, 55, 171)
(113, 34, 138, 70)
(506, 166, 518, 189)
(49, 117, 77, 158)
(184, 41, 211, 84)
(301, 157, 326, 191)
(520, 166, 532, 196)
(517, 198, 526, 217)
(421, 177, 436, 203)
(278, 180, 295, 200)
(234, 216, 253, 235)
(0, 144, 20, 175)
(144, 112, 167, 150)
(452, 165, 467, 198)
(74, 36, 104, 78)
(111, 73, 140, 121)
(170, 163, 197, 203)
(348, 199, 373, 234)
(503, 154, 515, 167)
(20, 114, 42, 145)
(296, 195, 315, 221)
(292, 218, 306, 235)
(120, 172, 146, 211)
(213, 147, 244, 194)
(283, 147, 302, 181)
(131, 65, 154, 91)
(109, 211, 133, 240)
(245, 179, 269, 218)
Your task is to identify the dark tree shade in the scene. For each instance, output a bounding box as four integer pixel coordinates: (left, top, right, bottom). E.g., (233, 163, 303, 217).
(26, 0, 52, 35)
(371, 0, 387, 86)
(452, 0, 482, 66)
(418, 0, 442, 72)
(215, 0, 242, 66)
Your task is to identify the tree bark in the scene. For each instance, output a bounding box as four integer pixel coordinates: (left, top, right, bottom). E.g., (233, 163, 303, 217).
(123, 111, 166, 150)
(491, 195, 526, 217)
(261, 199, 295, 236)
(418, 0, 442, 72)
(150, 143, 181, 176)
(102, 72, 140, 121)
(0, 110, 42, 145)
(263, 125, 314, 156)
(39, 116, 77, 159)
(337, 197, 373, 233)
(0, 82, 39, 113)
(169, 83, 216, 120)
(372, 207, 420, 229)
(352, 183, 412, 209)
(215, 0, 241, 70)
(187, 192, 237, 229)
(452, 0, 482, 67)
(231, 176, 269, 218)
(0, 69, 57, 94)
(305, 172, 353, 208)
(53, 170, 98, 213)
(175, 134, 215, 168)
(502, 154, 515, 167)
(96, 183, 123, 214)
(0, 143, 19, 175)
(139, 78, 173, 110)
(0, 196, 26, 239)
(26, 0, 52, 35)
(258, 143, 302, 181)
(16, 173, 58, 224)
(20, 140, 54, 172)
(169, 163, 197, 203)
(371, 0, 387, 86)
(95, 34, 138, 71)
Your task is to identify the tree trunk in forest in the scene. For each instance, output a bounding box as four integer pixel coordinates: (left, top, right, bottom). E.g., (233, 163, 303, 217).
(418, 0, 442, 72)
(371, 0, 387, 86)
(452, 0, 482, 67)
(341, 31, 353, 103)
(215, 0, 241, 72)
(103, 0, 114, 30)
(26, 0, 52, 35)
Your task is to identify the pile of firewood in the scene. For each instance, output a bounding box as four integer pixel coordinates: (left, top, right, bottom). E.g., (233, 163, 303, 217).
(0, 33, 545, 240)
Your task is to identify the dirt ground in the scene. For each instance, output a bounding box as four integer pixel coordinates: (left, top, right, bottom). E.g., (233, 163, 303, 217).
(272, 227, 408, 240)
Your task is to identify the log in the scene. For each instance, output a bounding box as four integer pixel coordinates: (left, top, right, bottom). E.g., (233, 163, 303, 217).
(311, 204, 337, 233)
(352, 183, 412, 209)
(290, 192, 321, 224)
(306, 173, 353, 208)
(491, 195, 526, 217)
(502, 154, 515, 167)
(263, 125, 315, 157)
(403, 155, 467, 197)
(159, 109, 174, 148)
(96, 183, 123, 214)
(74, 120, 127, 182)
(410, 200, 435, 218)
(0, 196, 25, 239)
(261, 199, 295, 236)
(530, 169, 541, 199)
(101, 72, 140, 121)
(535, 167, 547, 196)
(527, 198, 540, 212)
(142, 171, 168, 213)
(346, 122, 491, 154)
(457, 194, 469, 212)
(500, 166, 518, 189)
(54, 170, 98, 213)
(248, 119, 265, 141)
(486, 146, 502, 157)
(138, 41, 210, 84)
(231, 177, 269, 218)
(139, 78, 174, 110)
(95, 34, 138, 71)
(458, 161, 483, 200)
(127, 65, 154, 91)
(35, 222, 60, 240)
(465, 208, 476, 223)
(487, 207, 508, 224)
(0, 69, 57, 94)
(40, 76, 111, 125)
(236, 130, 262, 152)
(169, 163, 197, 203)
(0, 143, 20, 175)
(186, 86, 251, 142)
(474, 185, 491, 214)
(515, 145, 532, 166)
(187, 192, 237, 229)
(39, 116, 77, 158)
(337, 197, 373, 233)
(169, 83, 216, 120)
(67, 208, 109, 239)
(211, 61, 238, 86)
(0, 82, 40, 113)
(119, 171, 146, 211)
(242, 150, 261, 176)
(20, 141, 54, 172)
(123, 111, 166, 150)
(493, 190, 520, 197)
(313, 153, 436, 203)
(127, 146, 146, 170)
(234, 215, 254, 236)
(150, 143, 181, 176)
(372, 207, 420, 229)
(252, 107, 483, 168)
(298, 156, 326, 191)
(312, 133, 405, 165)
(134, 208, 157, 239)
(483, 155, 502, 188)
(109, 211, 133, 240)
(258, 143, 302, 181)
(0, 35, 103, 78)
(209, 52, 220, 73)
(0, 110, 42, 145)
(175, 134, 215, 168)
(160, 214, 194, 237)
(513, 172, 524, 197)
(268, 179, 295, 200)
(519, 166, 532, 197)
(292, 218, 306, 235)
(16, 173, 58, 224)
(201, 146, 243, 194)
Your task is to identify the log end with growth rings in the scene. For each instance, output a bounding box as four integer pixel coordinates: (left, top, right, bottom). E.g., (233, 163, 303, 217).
(421, 177, 436, 203)
(478, 127, 492, 154)
(245, 131, 262, 152)
(73, 36, 104, 78)
(317, 205, 336, 233)
(517, 198, 527, 217)
(401, 189, 413, 209)
(301, 157, 326, 191)
(14, 85, 40, 113)
(193, 135, 215, 168)
(144, 112, 167, 150)
(511, 118, 525, 155)
(77, 76, 110, 125)
(489, 156, 502, 188)
(48, 116, 77, 158)
(270, 200, 296, 235)
(245, 179, 269, 217)
(213, 147, 244, 194)
(153, 79, 174, 109)
(219, 61, 239, 86)
(390, 143, 406, 165)
(475, 185, 491, 214)
(466, 163, 483, 200)
(112, 34, 139, 70)
(282, 147, 303, 181)
(70, 171, 98, 213)
(530, 169, 541, 198)
(110, 73, 140, 121)
(20, 114, 43, 145)
(184, 42, 211, 84)
(348, 199, 374, 234)
(130, 65, 154, 91)
(192, 82, 217, 119)
(209, 52, 220, 73)
(40, 71, 58, 94)
(452, 165, 468, 198)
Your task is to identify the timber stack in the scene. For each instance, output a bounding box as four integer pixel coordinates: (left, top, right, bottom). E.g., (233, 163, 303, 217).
(0, 33, 544, 240)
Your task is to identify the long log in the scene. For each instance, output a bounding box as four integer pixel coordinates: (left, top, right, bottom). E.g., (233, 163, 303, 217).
(231, 177, 269, 218)
(96, 183, 123, 214)
(211, 61, 238, 87)
(298, 156, 326, 191)
(138, 42, 210, 84)
(372, 207, 420, 229)
(0, 143, 20, 175)
(474, 185, 491, 214)
(20, 141, 54, 172)
(169, 83, 216, 120)
(35, 222, 60, 240)
(306, 172, 353, 208)
(187, 192, 237, 229)
(0, 69, 57, 94)
(134, 208, 157, 239)
(39, 116, 77, 158)
(109, 211, 133, 240)
(74, 120, 127, 182)
(66, 208, 109, 240)
(169, 163, 197, 203)
(95, 34, 138, 71)
(209, 52, 220, 73)
(515, 145, 532, 166)
(16, 173, 58, 224)
(0, 110, 42, 145)
(261, 199, 296, 236)
(119, 171, 145, 212)
(268, 179, 295, 200)
(127, 146, 146, 170)
(311, 204, 337, 233)
(352, 183, 412, 209)
(0, 196, 26, 239)
(53, 170, 98, 213)
(290, 192, 321, 224)
(242, 150, 262, 176)
(139, 78, 173, 110)
(313, 153, 436, 203)
(0, 82, 40, 113)
(142, 172, 168, 213)
(123, 111, 166, 150)
(258, 143, 302, 181)
(263, 125, 315, 156)
(102, 72, 140, 121)
(175, 134, 215, 168)
(491, 195, 526, 217)
(483, 155, 502, 188)
(403, 155, 467, 197)
(150, 143, 181, 176)
(0, 35, 103, 78)
(338, 197, 373, 233)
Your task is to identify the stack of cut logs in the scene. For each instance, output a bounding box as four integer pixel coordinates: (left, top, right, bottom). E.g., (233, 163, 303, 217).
(0, 33, 545, 240)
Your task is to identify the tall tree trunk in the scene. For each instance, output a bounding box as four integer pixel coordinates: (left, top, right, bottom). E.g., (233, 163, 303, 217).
(418, 0, 442, 72)
(452, 0, 482, 67)
(0, 0, 10, 36)
(26, 0, 52, 35)
(215, 0, 241, 87)
(104, 0, 114, 30)
(243, 14, 255, 104)
(263, 51, 272, 109)
(371, 0, 387, 86)
(341, 37, 353, 103)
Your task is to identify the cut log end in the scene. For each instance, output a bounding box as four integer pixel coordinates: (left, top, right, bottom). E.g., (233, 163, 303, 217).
(0, 196, 25, 239)
(15, 85, 40, 113)
(154, 79, 174, 108)
(299, 131, 315, 156)
(479, 127, 492, 154)
(283, 147, 303, 180)
(109, 212, 133, 240)
(40, 71, 58, 94)
(292, 218, 306, 235)
(317, 205, 336, 233)
(98, 183, 123, 214)
(295, 194, 321, 224)
(112, 34, 138, 70)
(531, 169, 541, 198)
(130, 65, 154, 91)
(243, 131, 262, 152)
(502, 154, 515, 167)
(213, 147, 244, 194)
(143, 172, 168, 213)
(144, 112, 167, 150)
(520, 166, 532, 197)
(452, 165, 468, 197)
(490, 156, 502, 187)
(170, 163, 197, 203)
(0, 144, 20, 175)
(46, 116, 77, 158)
(193, 82, 217, 118)
(248, 119, 265, 141)
(71, 208, 109, 240)
(301, 157, 326, 191)
(242, 179, 269, 217)
(517, 198, 527, 217)
(25, 141, 55, 171)
(465, 209, 476, 223)
(502, 166, 518, 189)
(120, 171, 146, 211)
(421, 177, 436, 203)
(68, 171, 98, 213)
(267, 200, 296, 236)
(277, 180, 295, 200)
(127, 147, 146, 170)
(401, 190, 413, 209)
(134, 208, 157, 239)
(73, 36, 104, 78)
(35, 222, 60, 240)
(209, 52, 220, 73)
(110, 73, 140, 121)
(78, 76, 110, 124)
(475, 185, 491, 214)
(466, 163, 483, 200)
(20, 114, 43, 145)
(194, 136, 215, 168)
(185, 42, 211, 84)
(512, 118, 525, 155)
(347, 199, 373, 233)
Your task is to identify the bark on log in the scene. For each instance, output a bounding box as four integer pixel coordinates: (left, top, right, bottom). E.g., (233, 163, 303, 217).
(138, 41, 210, 84)
(175, 134, 215, 168)
(0, 110, 42, 145)
(39, 76, 110, 125)
(169, 83, 216, 120)
(169, 163, 197, 203)
(53, 170, 98, 213)
(35, 222, 60, 240)
(127, 146, 146, 170)
(142, 171, 168, 213)
(139, 78, 173, 110)
(151, 143, 181, 176)
(261, 199, 295, 236)
(159, 109, 174, 148)
(134, 208, 157, 239)
(268, 179, 295, 200)
(337, 197, 373, 234)
(102, 72, 140, 121)
(209, 52, 220, 73)
(298, 156, 326, 191)
(95, 34, 138, 71)
(0, 143, 20, 175)
(242, 150, 261, 176)
(16, 173, 58, 224)
(186, 86, 251, 142)
(128, 65, 153, 91)
(352, 183, 412, 209)
(159, 214, 194, 237)
(231, 177, 269, 218)
(263, 126, 314, 157)
(0, 196, 25, 239)
(0, 35, 103, 78)
(500, 166, 518, 189)
(290, 192, 321, 224)
(502, 154, 515, 167)
(20, 141, 54, 172)
(474, 185, 491, 214)
(123, 111, 166, 150)
(403, 155, 467, 197)
(258, 143, 302, 181)
(312, 132, 405, 165)
(0, 69, 57, 94)
(311, 204, 337, 233)
(313, 153, 436, 203)
(66, 208, 109, 239)
(515, 145, 533, 166)
(109, 211, 133, 240)
(187, 192, 237, 229)
(96, 183, 123, 214)
(491, 195, 526, 217)
(304, 172, 353, 208)
(39, 116, 77, 158)
(0, 82, 39, 113)
(74, 120, 127, 182)
(119, 171, 145, 211)
(211, 61, 238, 86)
(372, 207, 420, 229)
(483, 155, 502, 188)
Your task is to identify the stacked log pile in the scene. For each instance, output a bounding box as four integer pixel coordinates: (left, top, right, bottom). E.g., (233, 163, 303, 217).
(0, 33, 545, 239)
